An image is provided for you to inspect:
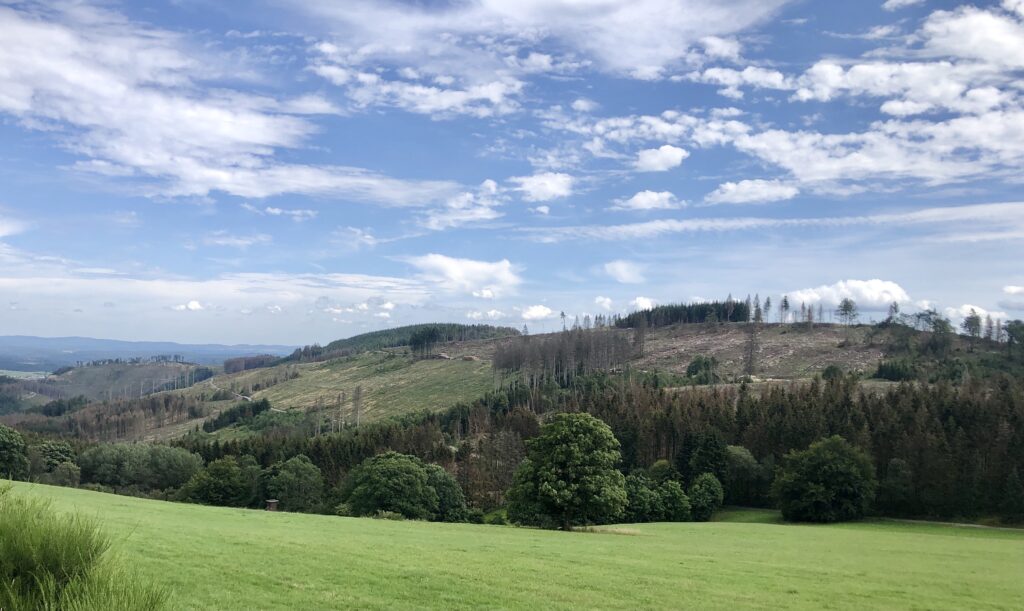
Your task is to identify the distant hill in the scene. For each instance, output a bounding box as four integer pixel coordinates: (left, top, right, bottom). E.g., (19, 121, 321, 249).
(0, 335, 295, 372)
(283, 323, 519, 363)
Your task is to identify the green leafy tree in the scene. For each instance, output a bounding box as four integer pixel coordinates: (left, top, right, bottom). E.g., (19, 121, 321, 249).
(424, 464, 469, 522)
(0, 424, 29, 480)
(29, 440, 75, 474)
(724, 445, 768, 506)
(773, 436, 876, 523)
(837, 298, 859, 326)
(657, 480, 691, 521)
(266, 455, 323, 513)
(688, 473, 724, 521)
(181, 456, 259, 507)
(646, 459, 680, 484)
(342, 452, 439, 520)
(507, 413, 627, 530)
(624, 474, 665, 522)
(961, 309, 982, 350)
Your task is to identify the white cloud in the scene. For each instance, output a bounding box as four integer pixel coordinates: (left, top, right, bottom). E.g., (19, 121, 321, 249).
(785, 279, 911, 310)
(630, 296, 656, 310)
(635, 145, 689, 171)
(945, 304, 1008, 323)
(509, 172, 574, 202)
(0, 3, 462, 204)
(299, 0, 790, 83)
(521, 305, 555, 321)
(571, 98, 598, 112)
(406, 253, 521, 298)
(203, 231, 272, 249)
(700, 36, 742, 61)
(467, 309, 505, 320)
(0, 217, 27, 238)
(523, 202, 1024, 243)
(172, 300, 204, 312)
(704, 179, 799, 205)
(604, 260, 647, 284)
(595, 296, 613, 311)
(611, 190, 684, 211)
(531, 205, 550, 215)
(1005, 285, 1024, 295)
(687, 66, 793, 99)
(883, 0, 924, 10)
(421, 179, 504, 230)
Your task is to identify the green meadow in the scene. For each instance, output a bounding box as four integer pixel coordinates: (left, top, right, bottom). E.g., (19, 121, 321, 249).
(8, 481, 1023, 610)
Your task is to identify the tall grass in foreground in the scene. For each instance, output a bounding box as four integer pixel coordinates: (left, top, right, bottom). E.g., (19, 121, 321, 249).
(0, 484, 167, 610)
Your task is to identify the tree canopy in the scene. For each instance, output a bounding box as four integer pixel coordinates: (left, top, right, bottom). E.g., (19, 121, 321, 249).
(507, 412, 627, 530)
(773, 436, 876, 523)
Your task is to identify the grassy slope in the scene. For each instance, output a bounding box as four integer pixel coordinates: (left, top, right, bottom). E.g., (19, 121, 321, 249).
(190, 352, 496, 422)
(10, 482, 1023, 611)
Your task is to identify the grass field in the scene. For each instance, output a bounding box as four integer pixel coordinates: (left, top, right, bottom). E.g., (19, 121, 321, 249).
(8, 482, 1023, 610)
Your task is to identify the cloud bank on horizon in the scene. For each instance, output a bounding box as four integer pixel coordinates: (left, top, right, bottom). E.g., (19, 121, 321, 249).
(0, 0, 1022, 343)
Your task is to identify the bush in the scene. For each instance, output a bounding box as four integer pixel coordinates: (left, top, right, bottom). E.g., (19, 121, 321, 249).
(772, 435, 877, 523)
(0, 486, 167, 610)
(506, 413, 626, 530)
(41, 462, 81, 488)
(0, 424, 29, 480)
(688, 473, 724, 521)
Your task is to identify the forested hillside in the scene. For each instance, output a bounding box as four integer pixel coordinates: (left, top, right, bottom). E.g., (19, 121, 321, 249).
(282, 323, 519, 363)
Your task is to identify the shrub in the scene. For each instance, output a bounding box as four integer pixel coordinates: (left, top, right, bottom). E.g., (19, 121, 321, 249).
(41, 462, 81, 488)
(689, 473, 724, 521)
(342, 452, 439, 520)
(0, 424, 29, 480)
(772, 436, 877, 523)
(506, 413, 626, 530)
(0, 486, 166, 610)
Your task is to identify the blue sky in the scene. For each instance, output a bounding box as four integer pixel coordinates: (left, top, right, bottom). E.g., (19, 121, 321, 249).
(1, 0, 1023, 344)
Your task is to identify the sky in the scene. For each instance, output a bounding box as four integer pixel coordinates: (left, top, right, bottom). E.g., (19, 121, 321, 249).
(1, 0, 1023, 345)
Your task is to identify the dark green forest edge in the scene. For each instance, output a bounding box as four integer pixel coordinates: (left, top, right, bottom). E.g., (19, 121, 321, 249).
(3, 299, 1024, 536)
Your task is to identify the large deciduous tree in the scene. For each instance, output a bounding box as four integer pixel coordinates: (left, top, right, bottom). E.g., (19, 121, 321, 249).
(507, 413, 627, 530)
(0, 424, 29, 480)
(773, 436, 876, 523)
(341, 452, 440, 520)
